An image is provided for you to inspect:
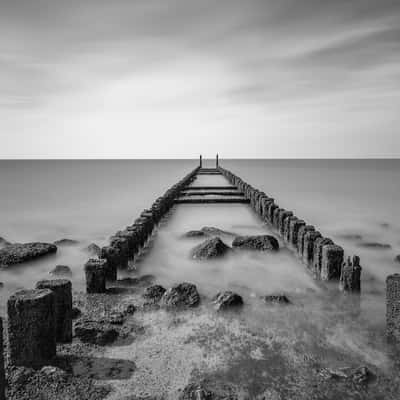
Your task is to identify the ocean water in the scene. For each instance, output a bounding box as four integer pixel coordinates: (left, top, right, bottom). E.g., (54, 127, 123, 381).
(1, 159, 400, 397)
(0, 159, 399, 314)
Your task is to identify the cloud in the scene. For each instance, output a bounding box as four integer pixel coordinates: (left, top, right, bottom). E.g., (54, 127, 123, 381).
(0, 0, 399, 157)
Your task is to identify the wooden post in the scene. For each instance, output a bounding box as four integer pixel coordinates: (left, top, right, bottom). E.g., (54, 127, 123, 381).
(216, 153, 219, 168)
(199, 155, 202, 168)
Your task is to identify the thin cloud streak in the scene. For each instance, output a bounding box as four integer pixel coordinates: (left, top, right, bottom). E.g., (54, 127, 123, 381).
(0, 0, 399, 157)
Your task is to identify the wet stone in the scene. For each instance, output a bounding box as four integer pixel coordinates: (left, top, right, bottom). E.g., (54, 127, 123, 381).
(161, 282, 200, 309)
(53, 239, 79, 246)
(35, 279, 72, 343)
(212, 291, 243, 311)
(49, 265, 72, 277)
(263, 294, 290, 304)
(71, 307, 82, 319)
(232, 235, 279, 251)
(143, 285, 166, 302)
(0, 242, 57, 268)
(74, 319, 119, 345)
(191, 237, 230, 260)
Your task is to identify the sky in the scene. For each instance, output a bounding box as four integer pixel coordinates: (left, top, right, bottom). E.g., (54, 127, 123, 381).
(0, 0, 399, 158)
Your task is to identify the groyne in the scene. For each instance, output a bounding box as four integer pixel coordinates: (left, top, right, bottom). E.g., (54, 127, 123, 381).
(218, 166, 361, 291)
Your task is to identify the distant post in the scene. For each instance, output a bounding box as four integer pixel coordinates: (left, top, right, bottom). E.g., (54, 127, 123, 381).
(0, 317, 5, 400)
(199, 155, 202, 168)
(216, 153, 219, 168)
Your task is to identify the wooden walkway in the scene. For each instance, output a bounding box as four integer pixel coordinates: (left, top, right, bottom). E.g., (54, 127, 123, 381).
(174, 167, 249, 204)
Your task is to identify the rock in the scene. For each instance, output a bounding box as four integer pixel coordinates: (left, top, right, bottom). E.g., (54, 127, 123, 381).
(337, 233, 363, 241)
(319, 366, 374, 384)
(0, 282, 3, 289)
(212, 291, 243, 311)
(191, 238, 230, 260)
(143, 285, 166, 302)
(395, 255, 400, 264)
(49, 265, 72, 277)
(40, 366, 68, 381)
(7, 366, 35, 387)
(232, 235, 279, 251)
(101, 312, 125, 325)
(71, 307, 81, 319)
(263, 294, 290, 304)
(85, 243, 101, 256)
(179, 380, 238, 400)
(124, 304, 136, 314)
(358, 242, 391, 249)
(200, 226, 235, 236)
(183, 230, 207, 238)
(74, 320, 119, 345)
(53, 239, 79, 246)
(350, 366, 374, 384)
(116, 274, 155, 287)
(0, 242, 57, 268)
(161, 282, 200, 308)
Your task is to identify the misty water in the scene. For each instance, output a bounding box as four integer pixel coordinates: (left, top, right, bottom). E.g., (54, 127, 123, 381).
(1, 159, 400, 398)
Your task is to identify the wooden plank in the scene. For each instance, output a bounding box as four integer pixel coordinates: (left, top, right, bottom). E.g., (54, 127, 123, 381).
(174, 198, 250, 204)
(183, 186, 237, 190)
(180, 191, 244, 196)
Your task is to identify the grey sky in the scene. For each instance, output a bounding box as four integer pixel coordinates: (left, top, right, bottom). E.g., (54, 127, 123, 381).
(1, 0, 399, 158)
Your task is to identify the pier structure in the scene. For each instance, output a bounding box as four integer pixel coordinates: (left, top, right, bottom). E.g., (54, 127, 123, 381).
(217, 165, 360, 288)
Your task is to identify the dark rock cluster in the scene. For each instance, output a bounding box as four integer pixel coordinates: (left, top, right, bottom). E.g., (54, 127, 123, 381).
(192, 238, 230, 260)
(161, 282, 200, 308)
(0, 243, 57, 268)
(232, 235, 279, 251)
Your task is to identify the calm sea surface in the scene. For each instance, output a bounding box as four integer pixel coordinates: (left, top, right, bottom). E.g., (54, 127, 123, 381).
(1, 159, 400, 397)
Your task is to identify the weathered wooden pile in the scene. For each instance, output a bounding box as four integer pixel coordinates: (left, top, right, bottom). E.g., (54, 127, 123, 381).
(218, 166, 361, 292)
(84, 166, 199, 292)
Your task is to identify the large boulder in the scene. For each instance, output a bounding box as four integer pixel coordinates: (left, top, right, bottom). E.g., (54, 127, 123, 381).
(212, 291, 243, 311)
(232, 235, 279, 251)
(191, 238, 230, 260)
(161, 282, 200, 308)
(143, 285, 166, 303)
(74, 319, 119, 345)
(49, 265, 72, 277)
(0, 242, 57, 268)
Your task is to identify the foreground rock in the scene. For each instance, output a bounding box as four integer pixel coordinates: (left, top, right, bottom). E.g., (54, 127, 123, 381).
(85, 243, 101, 256)
(53, 239, 79, 246)
(180, 380, 238, 400)
(74, 320, 119, 345)
(161, 282, 200, 308)
(49, 265, 72, 277)
(319, 366, 374, 384)
(143, 285, 166, 302)
(0, 243, 57, 268)
(212, 291, 243, 311)
(232, 235, 279, 251)
(192, 238, 230, 260)
(6, 365, 110, 400)
(263, 294, 290, 304)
